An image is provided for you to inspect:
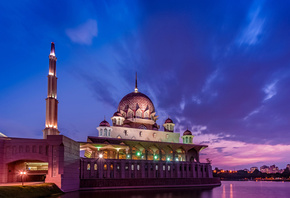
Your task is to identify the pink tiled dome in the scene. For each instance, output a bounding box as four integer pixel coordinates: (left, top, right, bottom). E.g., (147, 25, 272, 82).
(99, 120, 110, 127)
(118, 92, 155, 115)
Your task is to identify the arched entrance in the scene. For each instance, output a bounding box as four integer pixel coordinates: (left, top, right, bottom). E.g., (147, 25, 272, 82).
(7, 160, 48, 182)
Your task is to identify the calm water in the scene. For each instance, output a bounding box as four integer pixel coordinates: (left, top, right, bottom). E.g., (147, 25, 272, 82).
(57, 181, 290, 198)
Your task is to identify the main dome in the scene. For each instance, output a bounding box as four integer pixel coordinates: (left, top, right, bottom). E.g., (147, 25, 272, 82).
(118, 92, 155, 115)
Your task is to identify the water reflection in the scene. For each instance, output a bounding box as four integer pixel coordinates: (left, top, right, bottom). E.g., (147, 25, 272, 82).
(222, 184, 226, 198)
(230, 183, 233, 198)
(56, 181, 290, 198)
(57, 187, 215, 198)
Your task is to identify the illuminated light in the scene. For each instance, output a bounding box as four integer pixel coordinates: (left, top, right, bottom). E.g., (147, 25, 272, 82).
(116, 148, 120, 152)
(175, 158, 179, 161)
(96, 146, 102, 151)
(20, 171, 26, 175)
(99, 154, 103, 158)
(49, 125, 53, 128)
(167, 157, 170, 161)
(136, 151, 141, 156)
(50, 52, 55, 56)
(49, 72, 54, 76)
(127, 154, 130, 158)
(154, 155, 158, 160)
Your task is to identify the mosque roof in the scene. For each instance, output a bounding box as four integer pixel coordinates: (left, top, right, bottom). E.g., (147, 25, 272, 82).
(165, 118, 173, 123)
(99, 120, 110, 127)
(118, 92, 155, 114)
(113, 111, 122, 117)
(183, 129, 192, 136)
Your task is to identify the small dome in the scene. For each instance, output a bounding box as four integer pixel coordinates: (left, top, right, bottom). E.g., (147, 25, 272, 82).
(183, 129, 192, 136)
(99, 120, 110, 127)
(113, 111, 122, 117)
(165, 118, 173, 124)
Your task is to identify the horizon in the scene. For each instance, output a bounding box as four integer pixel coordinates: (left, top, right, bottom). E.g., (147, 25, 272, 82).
(1, 0, 290, 170)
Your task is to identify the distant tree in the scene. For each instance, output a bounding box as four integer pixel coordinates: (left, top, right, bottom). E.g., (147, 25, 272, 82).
(237, 170, 248, 178)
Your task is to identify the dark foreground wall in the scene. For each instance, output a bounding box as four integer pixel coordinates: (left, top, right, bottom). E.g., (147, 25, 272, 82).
(80, 178, 221, 189)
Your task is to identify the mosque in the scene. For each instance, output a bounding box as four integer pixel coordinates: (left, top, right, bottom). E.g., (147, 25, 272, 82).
(0, 43, 220, 192)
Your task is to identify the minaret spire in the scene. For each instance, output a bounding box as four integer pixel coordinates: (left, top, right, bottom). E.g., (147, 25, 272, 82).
(43, 42, 60, 139)
(134, 72, 138, 93)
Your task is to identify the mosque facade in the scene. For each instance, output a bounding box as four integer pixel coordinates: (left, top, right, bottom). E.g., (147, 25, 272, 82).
(0, 43, 220, 192)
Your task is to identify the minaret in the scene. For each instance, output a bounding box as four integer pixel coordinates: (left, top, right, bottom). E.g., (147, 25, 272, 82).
(43, 42, 60, 139)
(134, 72, 138, 93)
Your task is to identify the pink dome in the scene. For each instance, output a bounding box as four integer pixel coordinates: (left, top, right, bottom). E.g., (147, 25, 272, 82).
(99, 120, 110, 127)
(165, 118, 173, 123)
(118, 92, 155, 115)
(183, 129, 192, 136)
(113, 111, 122, 117)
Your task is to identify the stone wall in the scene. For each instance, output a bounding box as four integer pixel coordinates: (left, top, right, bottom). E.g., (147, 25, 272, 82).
(110, 126, 180, 143)
(80, 158, 213, 180)
(80, 177, 221, 188)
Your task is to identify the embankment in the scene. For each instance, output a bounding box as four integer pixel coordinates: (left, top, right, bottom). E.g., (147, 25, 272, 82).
(0, 183, 63, 198)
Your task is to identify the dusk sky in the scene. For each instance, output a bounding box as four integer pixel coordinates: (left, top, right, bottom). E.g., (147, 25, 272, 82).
(1, 0, 290, 170)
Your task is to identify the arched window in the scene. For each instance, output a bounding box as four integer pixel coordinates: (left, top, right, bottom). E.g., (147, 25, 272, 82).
(131, 164, 134, 170)
(100, 129, 103, 136)
(108, 130, 111, 136)
(19, 146, 23, 153)
(186, 137, 188, 143)
(12, 146, 16, 154)
(39, 146, 43, 154)
(32, 145, 36, 153)
(117, 135, 122, 139)
(46, 146, 49, 155)
(94, 164, 98, 170)
(104, 128, 107, 136)
(118, 118, 120, 125)
(137, 164, 140, 170)
(26, 146, 30, 153)
(104, 164, 107, 171)
(87, 163, 91, 170)
(110, 164, 114, 170)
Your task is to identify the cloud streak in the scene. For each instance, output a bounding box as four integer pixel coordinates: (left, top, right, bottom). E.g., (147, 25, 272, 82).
(66, 19, 98, 45)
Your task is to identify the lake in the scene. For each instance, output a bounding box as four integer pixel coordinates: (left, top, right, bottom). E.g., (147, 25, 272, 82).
(57, 181, 290, 198)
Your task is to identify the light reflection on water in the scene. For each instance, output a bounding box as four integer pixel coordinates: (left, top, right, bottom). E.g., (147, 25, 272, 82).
(57, 181, 290, 198)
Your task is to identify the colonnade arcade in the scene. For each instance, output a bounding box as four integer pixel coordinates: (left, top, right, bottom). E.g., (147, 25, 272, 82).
(80, 139, 205, 163)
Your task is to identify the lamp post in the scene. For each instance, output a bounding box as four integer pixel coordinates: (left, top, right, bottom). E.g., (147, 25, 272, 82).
(20, 171, 26, 186)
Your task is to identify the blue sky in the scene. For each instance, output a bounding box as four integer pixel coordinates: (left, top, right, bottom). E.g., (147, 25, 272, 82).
(1, 0, 290, 170)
